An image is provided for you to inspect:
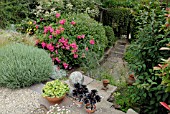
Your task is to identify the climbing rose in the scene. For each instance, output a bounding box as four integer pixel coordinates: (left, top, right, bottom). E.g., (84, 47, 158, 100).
(89, 39, 95, 45)
(56, 13, 60, 18)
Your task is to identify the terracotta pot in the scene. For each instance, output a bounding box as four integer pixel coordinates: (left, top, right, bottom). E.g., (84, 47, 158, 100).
(75, 100, 83, 107)
(45, 94, 66, 104)
(85, 104, 96, 113)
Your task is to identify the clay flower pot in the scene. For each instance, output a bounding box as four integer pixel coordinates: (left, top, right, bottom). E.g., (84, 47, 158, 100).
(102, 79, 110, 90)
(85, 104, 96, 113)
(45, 94, 66, 104)
(75, 100, 83, 107)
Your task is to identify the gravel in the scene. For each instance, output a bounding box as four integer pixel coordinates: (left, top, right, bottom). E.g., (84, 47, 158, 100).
(0, 87, 41, 114)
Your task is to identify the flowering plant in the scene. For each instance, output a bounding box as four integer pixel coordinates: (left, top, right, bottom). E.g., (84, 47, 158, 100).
(35, 12, 107, 69)
(47, 104, 71, 114)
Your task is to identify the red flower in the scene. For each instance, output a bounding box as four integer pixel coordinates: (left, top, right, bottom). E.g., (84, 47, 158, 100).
(63, 62, 69, 69)
(71, 21, 76, 25)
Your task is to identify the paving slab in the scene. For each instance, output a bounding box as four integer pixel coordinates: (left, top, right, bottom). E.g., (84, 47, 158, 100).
(126, 108, 138, 114)
(87, 80, 117, 101)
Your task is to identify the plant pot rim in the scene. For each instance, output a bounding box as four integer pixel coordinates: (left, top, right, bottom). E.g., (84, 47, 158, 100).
(85, 103, 96, 113)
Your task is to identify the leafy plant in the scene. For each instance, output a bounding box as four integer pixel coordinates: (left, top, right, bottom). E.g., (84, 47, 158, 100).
(72, 83, 89, 102)
(125, 1, 170, 113)
(42, 79, 69, 98)
(0, 43, 53, 89)
(83, 89, 101, 110)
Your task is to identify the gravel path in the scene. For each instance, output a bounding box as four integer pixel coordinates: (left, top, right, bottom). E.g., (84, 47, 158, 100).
(0, 87, 41, 114)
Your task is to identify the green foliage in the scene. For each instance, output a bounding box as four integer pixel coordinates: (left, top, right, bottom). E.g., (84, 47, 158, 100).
(104, 26, 117, 47)
(102, 4, 133, 37)
(0, 43, 53, 89)
(42, 79, 69, 98)
(125, 1, 170, 113)
(0, 0, 38, 28)
(113, 86, 138, 112)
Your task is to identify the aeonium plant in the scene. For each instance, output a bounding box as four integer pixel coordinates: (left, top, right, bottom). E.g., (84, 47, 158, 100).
(35, 12, 96, 69)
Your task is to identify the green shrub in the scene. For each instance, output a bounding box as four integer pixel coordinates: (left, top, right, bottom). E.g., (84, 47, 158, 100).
(125, 1, 170, 113)
(104, 26, 117, 47)
(0, 0, 38, 28)
(0, 43, 53, 89)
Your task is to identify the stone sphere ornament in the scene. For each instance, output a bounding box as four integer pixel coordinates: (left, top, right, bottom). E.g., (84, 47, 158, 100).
(69, 71, 84, 86)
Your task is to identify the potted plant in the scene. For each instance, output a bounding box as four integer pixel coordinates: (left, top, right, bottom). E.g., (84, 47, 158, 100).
(83, 89, 101, 113)
(42, 79, 69, 104)
(72, 83, 89, 107)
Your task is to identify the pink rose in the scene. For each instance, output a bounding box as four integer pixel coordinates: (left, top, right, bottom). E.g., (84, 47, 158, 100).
(63, 62, 69, 69)
(56, 13, 60, 18)
(59, 19, 66, 25)
(85, 47, 88, 51)
(81, 34, 85, 39)
(56, 29, 61, 35)
(46, 44, 54, 52)
(41, 42, 46, 48)
(55, 57, 61, 63)
(36, 25, 39, 29)
(55, 50, 58, 54)
(73, 54, 78, 58)
(77, 35, 81, 39)
(49, 35, 53, 39)
(89, 39, 95, 45)
(34, 21, 36, 24)
(71, 21, 76, 25)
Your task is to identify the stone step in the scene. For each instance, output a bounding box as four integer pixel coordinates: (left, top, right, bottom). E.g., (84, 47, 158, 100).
(115, 48, 125, 53)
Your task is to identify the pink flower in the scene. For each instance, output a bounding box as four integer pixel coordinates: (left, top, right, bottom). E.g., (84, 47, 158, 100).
(35, 39, 39, 45)
(34, 21, 36, 24)
(55, 50, 58, 54)
(71, 49, 77, 53)
(59, 19, 66, 25)
(40, 18, 43, 21)
(77, 35, 81, 39)
(70, 42, 78, 49)
(41, 42, 46, 48)
(46, 44, 54, 52)
(36, 25, 39, 29)
(89, 39, 95, 45)
(66, 46, 70, 50)
(56, 29, 61, 35)
(55, 57, 61, 63)
(49, 27, 54, 33)
(44, 27, 48, 34)
(73, 54, 78, 58)
(49, 35, 53, 39)
(81, 34, 85, 39)
(60, 27, 65, 32)
(63, 62, 69, 69)
(71, 21, 76, 25)
(85, 47, 88, 51)
(56, 13, 60, 18)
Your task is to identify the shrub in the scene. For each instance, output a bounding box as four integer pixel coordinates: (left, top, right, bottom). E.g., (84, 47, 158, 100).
(0, 0, 38, 28)
(125, 1, 170, 113)
(0, 43, 53, 89)
(104, 26, 117, 47)
(35, 12, 107, 69)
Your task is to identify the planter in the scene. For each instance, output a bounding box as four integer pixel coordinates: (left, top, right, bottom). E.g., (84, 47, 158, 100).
(85, 104, 96, 113)
(102, 79, 110, 90)
(45, 94, 66, 104)
(75, 100, 83, 107)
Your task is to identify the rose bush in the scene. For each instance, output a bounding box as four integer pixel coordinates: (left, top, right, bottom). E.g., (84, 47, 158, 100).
(35, 12, 107, 69)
